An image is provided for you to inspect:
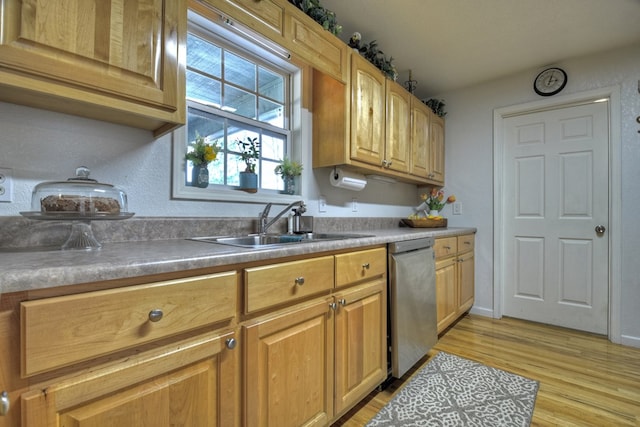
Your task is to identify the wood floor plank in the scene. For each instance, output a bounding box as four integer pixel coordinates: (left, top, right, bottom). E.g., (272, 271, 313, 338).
(332, 314, 640, 426)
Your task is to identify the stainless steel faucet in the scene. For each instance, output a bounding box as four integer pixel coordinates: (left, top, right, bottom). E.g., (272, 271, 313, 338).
(258, 200, 306, 234)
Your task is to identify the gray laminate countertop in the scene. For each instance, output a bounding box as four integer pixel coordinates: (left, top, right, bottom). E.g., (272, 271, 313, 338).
(0, 227, 476, 295)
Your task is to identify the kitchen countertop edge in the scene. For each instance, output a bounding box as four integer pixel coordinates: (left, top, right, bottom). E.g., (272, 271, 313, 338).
(0, 227, 476, 295)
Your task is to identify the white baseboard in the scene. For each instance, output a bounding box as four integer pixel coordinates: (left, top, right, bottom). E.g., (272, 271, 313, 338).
(620, 334, 640, 349)
(469, 306, 494, 318)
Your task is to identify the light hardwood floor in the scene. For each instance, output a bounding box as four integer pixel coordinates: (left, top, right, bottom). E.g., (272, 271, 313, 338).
(333, 314, 640, 426)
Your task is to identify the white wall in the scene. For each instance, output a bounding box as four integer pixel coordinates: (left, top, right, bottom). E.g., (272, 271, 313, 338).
(0, 105, 418, 219)
(438, 44, 640, 345)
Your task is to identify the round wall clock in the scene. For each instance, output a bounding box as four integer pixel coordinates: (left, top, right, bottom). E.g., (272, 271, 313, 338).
(533, 67, 567, 96)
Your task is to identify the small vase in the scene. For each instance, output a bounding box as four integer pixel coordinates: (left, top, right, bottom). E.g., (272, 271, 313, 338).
(429, 209, 440, 217)
(191, 165, 209, 188)
(281, 175, 296, 195)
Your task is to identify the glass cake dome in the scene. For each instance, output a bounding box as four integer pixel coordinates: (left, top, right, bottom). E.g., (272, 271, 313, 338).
(30, 166, 128, 215)
(21, 167, 133, 250)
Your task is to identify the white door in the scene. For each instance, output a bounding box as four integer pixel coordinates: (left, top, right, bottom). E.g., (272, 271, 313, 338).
(502, 100, 609, 334)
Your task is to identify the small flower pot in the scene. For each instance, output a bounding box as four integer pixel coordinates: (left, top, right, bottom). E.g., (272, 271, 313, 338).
(239, 172, 258, 193)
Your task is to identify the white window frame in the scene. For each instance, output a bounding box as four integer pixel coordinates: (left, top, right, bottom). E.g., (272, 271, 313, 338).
(172, 9, 303, 204)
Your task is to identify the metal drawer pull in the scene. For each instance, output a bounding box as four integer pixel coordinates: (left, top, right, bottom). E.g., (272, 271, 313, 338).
(0, 391, 9, 416)
(148, 309, 164, 322)
(362, 263, 370, 270)
(443, 246, 451, 250)
(329, 302, 337, 310)
(339, 298, 347, 306)
(464, 241, 471, 245)
(226, 338, 237, 350)
(295, 277, 305, 286)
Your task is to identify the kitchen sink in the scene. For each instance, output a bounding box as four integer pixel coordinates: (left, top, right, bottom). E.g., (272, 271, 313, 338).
(190, 233, 374, 248)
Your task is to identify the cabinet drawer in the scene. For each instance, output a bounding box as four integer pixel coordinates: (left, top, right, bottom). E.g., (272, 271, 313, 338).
(458, 234, 475, 253)
(245, 256, 334, 313)
(434, 237, 458, 259)
(21, 272, 237, 377)
(335, 248, 387, 288)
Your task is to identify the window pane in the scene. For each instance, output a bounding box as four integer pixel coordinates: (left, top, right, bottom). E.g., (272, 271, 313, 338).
(187, 70, 221, 106)
(224, 52, 255, 91)
(261, 159, 280, 190)
(259, 67, 284, 102)
(258, 98, 284, 128)
(224, 84, 256, 119)
(187, 34, 221, 78)
(261, 133, 285, 160)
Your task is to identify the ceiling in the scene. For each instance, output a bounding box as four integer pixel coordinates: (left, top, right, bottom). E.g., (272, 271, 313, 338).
(319, 0, 640, 99)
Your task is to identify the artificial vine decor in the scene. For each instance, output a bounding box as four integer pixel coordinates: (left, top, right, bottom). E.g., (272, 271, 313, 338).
(288, 0, 342, 35)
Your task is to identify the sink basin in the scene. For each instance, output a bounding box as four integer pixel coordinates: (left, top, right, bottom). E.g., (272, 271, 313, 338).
(190, 233, 373, 248)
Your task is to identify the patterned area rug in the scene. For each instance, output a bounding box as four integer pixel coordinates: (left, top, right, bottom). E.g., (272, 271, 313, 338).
(367, 352, 539, 427)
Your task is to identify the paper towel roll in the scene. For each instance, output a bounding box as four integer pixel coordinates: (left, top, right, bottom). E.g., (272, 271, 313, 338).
(329, 168, 367, 191)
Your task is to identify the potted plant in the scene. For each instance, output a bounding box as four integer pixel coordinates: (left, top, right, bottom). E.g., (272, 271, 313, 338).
(274, 157, 303, 194)
(237, 136, 260, 192)
(185, 132, 220, 188)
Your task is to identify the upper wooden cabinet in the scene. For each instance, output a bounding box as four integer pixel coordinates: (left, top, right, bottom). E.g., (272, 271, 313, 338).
(385, 79, 412, 174)
(350, 53, 387, 168)
(202, 0, 286, 41)
(0, 0, 186, 136)
(411, 99, 445, 184)
(313, 50, 446, 185)
(429, 113, 446, 184)
(410, 98, 431, 178)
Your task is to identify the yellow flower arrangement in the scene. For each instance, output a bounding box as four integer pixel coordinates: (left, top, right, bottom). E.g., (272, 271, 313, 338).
(185, 132, 220, 166)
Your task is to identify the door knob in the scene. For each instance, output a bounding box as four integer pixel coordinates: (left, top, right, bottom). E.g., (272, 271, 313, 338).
(595, 225, 606, 235)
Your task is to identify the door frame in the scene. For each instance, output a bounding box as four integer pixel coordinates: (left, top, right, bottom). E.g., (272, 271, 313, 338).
(493, 86, 622, 343)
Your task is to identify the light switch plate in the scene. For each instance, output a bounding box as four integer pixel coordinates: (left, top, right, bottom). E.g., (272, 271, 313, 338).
(453, 201, 462, 215)
(318, 196, 327, 213)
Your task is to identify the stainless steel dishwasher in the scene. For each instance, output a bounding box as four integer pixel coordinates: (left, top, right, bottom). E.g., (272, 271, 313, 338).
(388, 237, 437, 378)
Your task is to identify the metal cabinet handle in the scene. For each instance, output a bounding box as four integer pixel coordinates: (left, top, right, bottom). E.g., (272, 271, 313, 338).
(226, 338, 237, 350)
(338, 298, 347, 306)
(362, 263, 370, 270)
(0, 391, 9, 416)
(595, 225, 606, 235)
(148, 309, 164, 322)
(329, 302, 337, 310)
(295, 276, 305, 286)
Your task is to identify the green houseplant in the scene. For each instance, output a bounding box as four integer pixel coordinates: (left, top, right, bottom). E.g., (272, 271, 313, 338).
(274, 157, 303, 194)
(237, 136, 260, 192)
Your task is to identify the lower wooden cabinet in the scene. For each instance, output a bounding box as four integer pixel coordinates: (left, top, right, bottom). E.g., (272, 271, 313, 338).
(243, 297, 334, 427)
(21, 330, 239, 427)
(333, 279, 386, 417)
(242, 247, 387, 426)
(436, 234, 475, 333)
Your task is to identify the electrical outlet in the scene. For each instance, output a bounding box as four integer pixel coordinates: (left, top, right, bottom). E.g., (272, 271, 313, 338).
(453, 201, 462, 215)
(0, 168, 13, 202)
(318, 196, 327, 213)
(351, 198, 358, 212)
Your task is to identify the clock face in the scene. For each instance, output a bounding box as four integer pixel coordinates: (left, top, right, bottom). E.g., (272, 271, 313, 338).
(534, 67, 567, 96)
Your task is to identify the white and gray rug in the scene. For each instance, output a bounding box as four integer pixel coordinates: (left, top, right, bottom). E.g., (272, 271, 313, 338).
(367, 351, 539, 427)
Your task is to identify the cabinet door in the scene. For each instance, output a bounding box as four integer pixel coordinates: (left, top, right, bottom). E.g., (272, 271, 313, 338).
(22, 330, 238, 427)
(385, 80, 411, 173)
(350, 53, 386, 167)
(436, 257, 457, 333)
(458, 251, 475, 314)
(243, 298, 334, 427)
(410, 98, 431, 178)
(0, 0, 185, 134)
(334, 279, 387, 416)
(429, 113, 446, 184)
